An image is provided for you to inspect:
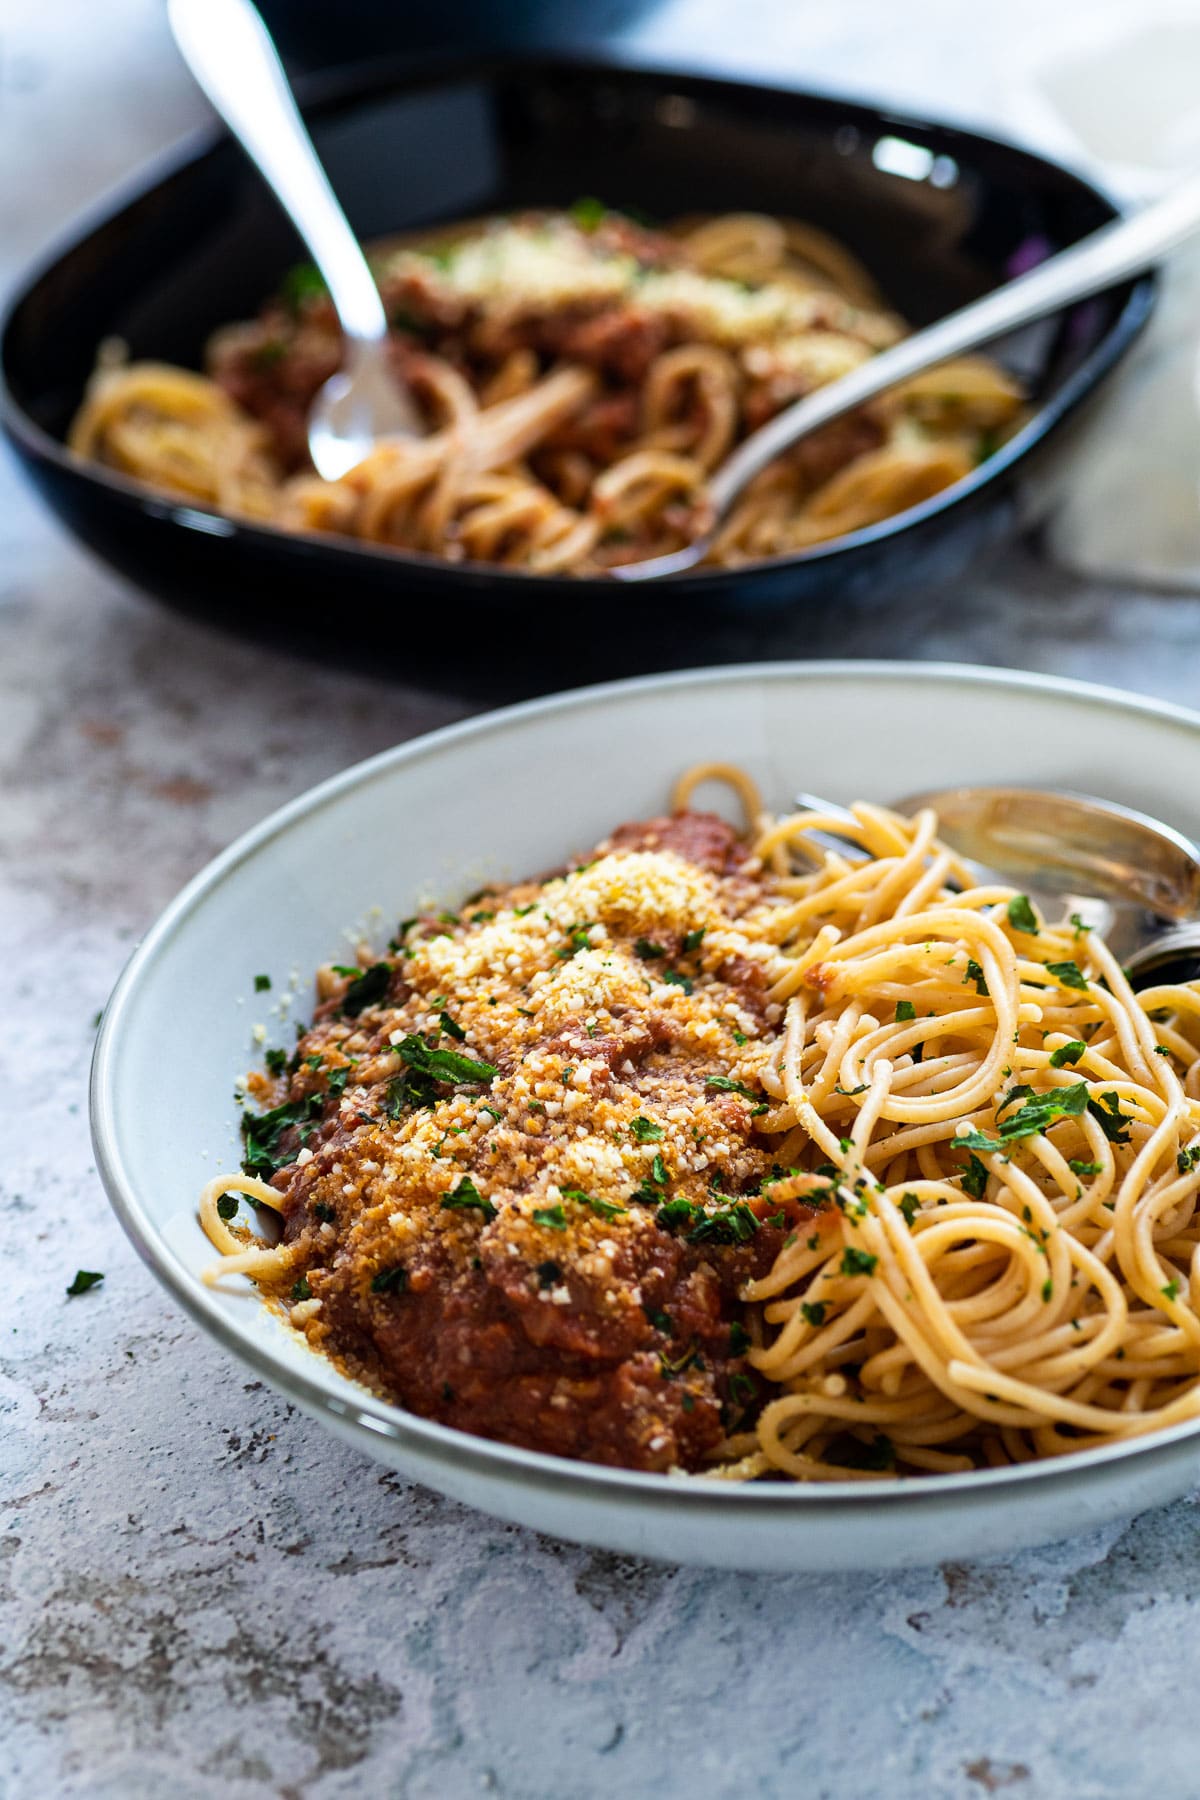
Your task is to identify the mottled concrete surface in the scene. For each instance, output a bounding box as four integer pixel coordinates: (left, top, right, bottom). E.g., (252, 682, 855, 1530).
(8, 3, 1200, 1795)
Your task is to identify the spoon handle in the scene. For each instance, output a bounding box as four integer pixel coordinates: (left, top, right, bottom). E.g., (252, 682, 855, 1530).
(167, 0, 388, 346)
(705, 170, 1200, 517)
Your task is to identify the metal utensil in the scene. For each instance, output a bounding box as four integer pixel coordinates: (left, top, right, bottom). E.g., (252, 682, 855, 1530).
(612, 168, 1200, 581)
(167, 0, 423, 479)
(789, 785, 1200, 982)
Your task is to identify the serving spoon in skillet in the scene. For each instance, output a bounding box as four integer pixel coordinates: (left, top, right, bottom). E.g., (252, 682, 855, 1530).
(167, 0, 424, 478)
(612, 168, 1200, 581)
(789, 786, 1200, 985)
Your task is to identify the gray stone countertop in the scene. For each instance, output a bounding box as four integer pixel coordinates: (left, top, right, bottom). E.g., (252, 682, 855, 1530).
(5, 3, 1200, 1795)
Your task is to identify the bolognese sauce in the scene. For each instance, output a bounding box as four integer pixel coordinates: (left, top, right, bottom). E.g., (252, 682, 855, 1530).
(234, 812, 825, 1472)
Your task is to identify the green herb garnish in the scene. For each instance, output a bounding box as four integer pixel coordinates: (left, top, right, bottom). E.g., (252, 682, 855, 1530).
(66, 1270, 104, 1296)
(440, 1175, 497, 1222)
(561, 1186, 627, 1219)
(1049, 1041, 1086, 1068)
(1006, 895, 1039, 934)
(569, 195, 607, 231)
(956, 1080, 1089, 1151)
(959, 1153, 989, 1200)
(1046, 960, 1089, 991)
(1088, 1090, 1131, 1144)
(630, 1116, 664, 1142)
(371, 1266, 408, 1295)
(340, 962, 391, 1016)
(242, 1092, 324, 1178)
(706, 1075, 761, 1101)
(964, 958, 989, 995)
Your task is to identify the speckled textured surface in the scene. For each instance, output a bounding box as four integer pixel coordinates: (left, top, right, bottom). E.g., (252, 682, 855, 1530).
(8, 3, 1200, 1794)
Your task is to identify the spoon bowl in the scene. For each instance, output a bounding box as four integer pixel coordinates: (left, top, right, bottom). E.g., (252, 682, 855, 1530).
(168, 0, 423, 482)
(790, 783, 1200, 978)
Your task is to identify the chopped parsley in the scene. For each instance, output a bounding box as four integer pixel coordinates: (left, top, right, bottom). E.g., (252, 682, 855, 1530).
(536, 1260, 562, 1289)
(1045, 960, 1089, 991)
(532, 1204, 568, 1230)
(387, 1035, 497, 1117)
(655, 1196, 759, 1245)
(1163, 1279, 1182, 1303)
(1068, 1159, 1103, 1178)
(339, 962, 391, 1016)
(561, 1186, 627, 1219)
(370, 1265, 408, 1295)
(800, 1300, 826, 1327)
(682, 928, 706, 953)
(66, 1269, 104, 1296)
(895, 1000, 916, 1023)
(569, 195, 607, 231)
(216, 1192, 241, 1222)
(635, 937, 665, 960)
(556, 923, 594, 960)
(514, 903, 537, 917)
(242, 1092, 324, 1178)
(1049, 1040, 1086, 1068)
(898, 1192, 921, 1227)
(729, 1321, 752, 1355)
(253, 973, 271, 992)
(964, 959, 989, 995)
(440, 1176, 497, 1222)
(840, 1247, 878, 1278)
(290, 1277, 312, 1302)
(437, 1010, 466, 1042)
(662, 969, 694, 995)
(264, 1047, 287, 1078)
(1088, 1091, 1132, 1145)
(1178, 1146, 1200, 1175)
(629, 1116, 664, 1142)
(956, 1080, 1089, 1151)
(1006, 894, 1039, 934)
(706, 1075, 761, 1101)
(959, 1153, 989, 1200)
(280, 260, 326, 310)
(1070, 912, 1094, 936)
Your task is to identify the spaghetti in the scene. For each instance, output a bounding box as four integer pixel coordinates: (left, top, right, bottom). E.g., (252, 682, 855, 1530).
(70, 206, 1023, 574)
(200, 774, 1200, 1479)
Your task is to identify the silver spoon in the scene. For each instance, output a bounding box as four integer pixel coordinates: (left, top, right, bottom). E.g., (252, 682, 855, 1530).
(790, 786, 1200, 983)
(612, 168, 1200, 581)
(167, 0, 423, 479)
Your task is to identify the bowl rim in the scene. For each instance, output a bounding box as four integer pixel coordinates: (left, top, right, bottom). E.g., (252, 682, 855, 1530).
(90, 657, 1200, 1516)
(1, 50, 1157, 595)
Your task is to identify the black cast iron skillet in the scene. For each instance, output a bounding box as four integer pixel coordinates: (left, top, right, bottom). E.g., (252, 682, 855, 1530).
(1, 54, 1154, 697)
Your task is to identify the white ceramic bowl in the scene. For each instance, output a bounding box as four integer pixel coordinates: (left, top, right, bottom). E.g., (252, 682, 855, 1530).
(91, 661, 1200, 1570)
